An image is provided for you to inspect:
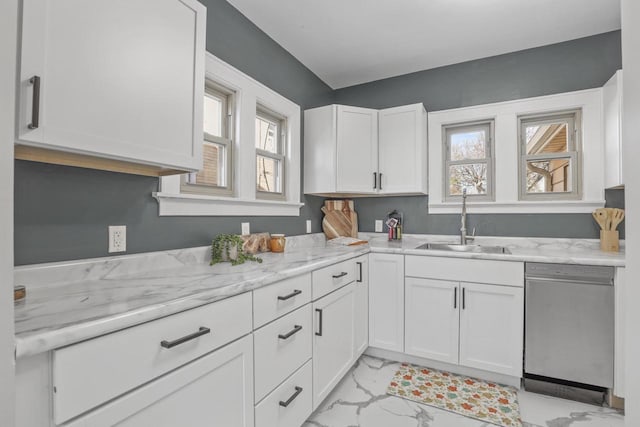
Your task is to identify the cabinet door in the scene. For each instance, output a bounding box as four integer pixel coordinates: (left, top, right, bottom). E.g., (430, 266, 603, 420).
(18, 0, 205, 171)
(603, 70, 624, 188)
(354, 255, 369, 358)
(67, 336, 254, 427)
(459, 283, 524, 377)
(378, 104, 427, 194)
(614, 267, 626, 397)
(312, 283, 356, 410)
(405, 278, 459, 364)
(368, 253, 404, 352)
(336, 106, 378, 193)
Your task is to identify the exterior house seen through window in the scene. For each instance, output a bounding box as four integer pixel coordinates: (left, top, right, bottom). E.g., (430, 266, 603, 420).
(256, 106, 286, 199)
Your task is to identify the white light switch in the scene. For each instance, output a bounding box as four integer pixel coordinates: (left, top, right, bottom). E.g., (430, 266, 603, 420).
(306, 220, 312, 234)
(241, 222, 250, 235)
(108, 225, 127, 253)
(375, 220, 383, 232)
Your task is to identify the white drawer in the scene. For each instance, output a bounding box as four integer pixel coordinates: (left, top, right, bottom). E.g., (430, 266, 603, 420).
(253, 273, 311, 328)
(255, 360, 312, 427)
(52, 292, 252, 424)
(312, 259, 356, 300)
(254, 304, 312, 402)
(405, 255, 524, 287)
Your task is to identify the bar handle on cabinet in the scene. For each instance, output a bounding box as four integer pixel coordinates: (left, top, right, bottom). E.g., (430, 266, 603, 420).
(279, 386, 303, 407)
(356, 262, 363, 283)
(315, 308, 323, 336)
(278, 325, 303, 340)
(373, 172, 377, 189)
(454, 287, 457, 309)
(462, 288, 466, 310)
(160, 327, 210, 349)
(332, 272, 347, 279)
(28, 75, 41, 130)
(378, 173, 383, 190)
(277, 289, 302, 301)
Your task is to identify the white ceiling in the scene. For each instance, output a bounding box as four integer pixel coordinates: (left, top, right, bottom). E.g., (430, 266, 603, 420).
(227, 0, 621, 89)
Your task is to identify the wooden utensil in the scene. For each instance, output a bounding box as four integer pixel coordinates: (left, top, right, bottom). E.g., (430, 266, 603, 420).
(610, 208, 625, 231)
(593, 208, 609, 230)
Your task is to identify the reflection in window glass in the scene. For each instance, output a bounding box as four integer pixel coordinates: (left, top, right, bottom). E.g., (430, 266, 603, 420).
(255, 116, 279, 153)
(203, 94, 223, 138)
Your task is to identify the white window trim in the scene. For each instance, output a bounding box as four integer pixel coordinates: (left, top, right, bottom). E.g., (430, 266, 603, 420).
(428, 88, 605, 214)
(154, 52, 303, 216)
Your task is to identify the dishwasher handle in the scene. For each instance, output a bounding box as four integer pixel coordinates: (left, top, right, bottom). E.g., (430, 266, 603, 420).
(526, 276, 613, 286)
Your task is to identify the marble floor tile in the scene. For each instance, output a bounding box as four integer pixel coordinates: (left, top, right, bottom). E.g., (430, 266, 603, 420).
(304, 355, 624, 427)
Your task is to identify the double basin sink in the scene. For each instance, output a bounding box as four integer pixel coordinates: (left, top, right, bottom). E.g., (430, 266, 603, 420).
(414, 242, 511, 255)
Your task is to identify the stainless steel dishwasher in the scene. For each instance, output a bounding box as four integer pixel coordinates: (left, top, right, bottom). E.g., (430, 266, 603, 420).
(524, 262, 614, 404)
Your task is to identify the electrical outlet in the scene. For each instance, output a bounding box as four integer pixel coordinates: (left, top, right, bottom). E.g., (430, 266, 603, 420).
(306, 220, 312, 234)
(108, 225, 126, 253)
(241, 222, 250, 235)
(375, 220, 383, 232)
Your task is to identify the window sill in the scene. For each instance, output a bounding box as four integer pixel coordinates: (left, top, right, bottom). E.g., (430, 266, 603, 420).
(153, 192, 304, 216)
(428, 200, 605, 214)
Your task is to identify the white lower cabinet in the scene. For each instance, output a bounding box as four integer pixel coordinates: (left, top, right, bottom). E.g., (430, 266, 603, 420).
(458, 282, 524, 377)
(405, 278, 459, 364)
(255, 361, 313, 427)
(368, 253, 404, 352)
(312, 282, 356, 409)
(67, 335, 254, 427)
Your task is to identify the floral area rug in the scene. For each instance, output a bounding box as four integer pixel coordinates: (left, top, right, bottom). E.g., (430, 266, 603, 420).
(387, 363, 522, 427)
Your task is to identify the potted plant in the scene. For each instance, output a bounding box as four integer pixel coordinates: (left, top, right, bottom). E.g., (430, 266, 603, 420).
(210, 234, 263, 266)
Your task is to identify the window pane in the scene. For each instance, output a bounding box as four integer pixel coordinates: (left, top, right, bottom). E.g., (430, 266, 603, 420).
(255, 115, 279, 154)
(187, 142, 226, 187)
(449, 163, 487, 195)
(256, 155, 281, 193)
(525, 122, 569, 155)
(449, 129, 487, 161)
(526, 159, 572, 193)
(204, 94, 223, 137)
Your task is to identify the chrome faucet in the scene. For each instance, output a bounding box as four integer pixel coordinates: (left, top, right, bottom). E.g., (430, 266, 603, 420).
(460, 189, 475, 245)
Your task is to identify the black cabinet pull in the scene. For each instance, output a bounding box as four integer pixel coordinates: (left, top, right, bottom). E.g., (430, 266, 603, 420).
(278, 325, 303, 340)
(277, 289, 302, 301)
(160, 327, 210, 349)
(378, 173, 383, 190)
(462, 288, 466, 310)
(279, 386, 303, 407)
(356, 262, 363, 283)
(454, 287, 457, 309)
(332, 272, 347, 279)
(373, 172, 377, 189)
(315, 308, 323, 336)
(28, 75, 41, 130)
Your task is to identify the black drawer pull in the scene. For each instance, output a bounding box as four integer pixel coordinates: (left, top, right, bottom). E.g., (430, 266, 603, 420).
(161, 327, 210, 349)
(332, 272, 348, 279)
(278, 325, 303, 340)
(279, 386, 303, 407)
(28, 75, 41, 130)
(462, 288, 466, 310)
(278, 289, 302, 301)
(454, 287, 457, 309)
(378, 172, 383, 190)
(356, 262, 363, 283)
(373, 172, 377, 189)
(315, 308, 323, 336)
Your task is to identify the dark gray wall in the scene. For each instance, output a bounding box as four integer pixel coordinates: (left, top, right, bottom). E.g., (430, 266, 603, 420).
(14, 0, 332, 265)
(335, 31, 624, 240)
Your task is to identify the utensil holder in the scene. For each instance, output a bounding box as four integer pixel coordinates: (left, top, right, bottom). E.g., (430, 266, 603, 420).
(600, 230, 619, 252)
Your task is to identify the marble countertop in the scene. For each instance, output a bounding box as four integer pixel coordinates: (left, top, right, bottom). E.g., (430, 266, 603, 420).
(14, 233, 624, 359)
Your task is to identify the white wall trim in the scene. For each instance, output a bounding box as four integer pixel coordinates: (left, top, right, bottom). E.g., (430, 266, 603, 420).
(428, 88, 605, 214)
(157, 52, 302, 216)
(153, 192, 304, 216)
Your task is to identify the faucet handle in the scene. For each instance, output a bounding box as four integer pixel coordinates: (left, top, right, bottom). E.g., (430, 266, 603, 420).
(467, 227, 476, 242)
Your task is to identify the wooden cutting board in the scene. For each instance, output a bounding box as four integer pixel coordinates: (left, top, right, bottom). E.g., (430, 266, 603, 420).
(322, 200, 358, 239)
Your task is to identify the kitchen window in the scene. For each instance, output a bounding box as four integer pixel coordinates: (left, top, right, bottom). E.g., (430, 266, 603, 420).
(256, 106, 286, 199)
(518, 110, 581, 200)
(182, 82, 234, 196)
(443, 120, 494, 201)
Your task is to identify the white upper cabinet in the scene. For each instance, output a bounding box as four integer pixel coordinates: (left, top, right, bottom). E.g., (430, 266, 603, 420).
(378, 104, 427, 194)
(603, 70, 624, 188)
(304, 103, 427, 195)
(336, 106, 379, 193)
(17, 0, 206, 174)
